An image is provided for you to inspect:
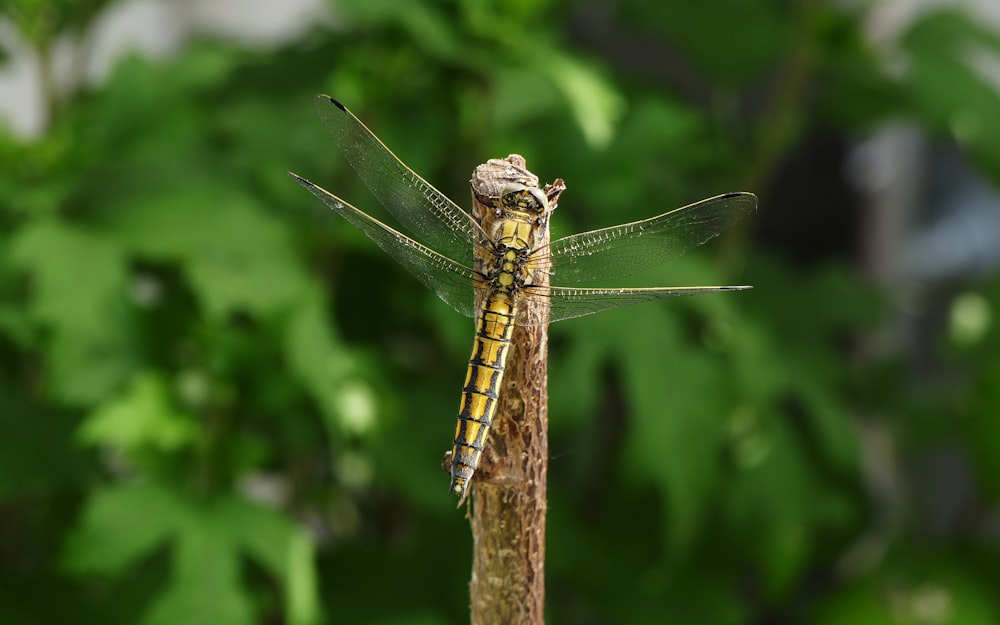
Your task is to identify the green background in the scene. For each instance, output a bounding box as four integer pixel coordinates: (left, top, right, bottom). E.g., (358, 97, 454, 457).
(3, 0, 1000, 623)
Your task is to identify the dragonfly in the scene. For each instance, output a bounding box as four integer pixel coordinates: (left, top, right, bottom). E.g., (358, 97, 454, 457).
(290, 95, 756, 499)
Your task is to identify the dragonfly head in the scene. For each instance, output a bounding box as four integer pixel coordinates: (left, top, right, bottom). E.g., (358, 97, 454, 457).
(499, 182, 549, 216)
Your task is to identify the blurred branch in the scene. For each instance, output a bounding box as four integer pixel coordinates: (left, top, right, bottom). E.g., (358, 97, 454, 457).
(466, 157, 553, 625)
(8, 0, 112, 128)
(740, 0, 819, 192)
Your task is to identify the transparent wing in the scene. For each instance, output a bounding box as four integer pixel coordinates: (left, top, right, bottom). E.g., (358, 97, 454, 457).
(300, 95, 755, 324)
(313, 95, 485, 266)
(290, 173, 478, 318)
(516, 284, 751, 325)
(546, 192, 756, 286)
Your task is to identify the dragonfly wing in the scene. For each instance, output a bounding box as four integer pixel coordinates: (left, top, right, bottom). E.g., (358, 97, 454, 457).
(291, 173, 478, 318)
(521, 285, 752, 324)
(546, 192, 756, 286)
(314, 95, 484, 265)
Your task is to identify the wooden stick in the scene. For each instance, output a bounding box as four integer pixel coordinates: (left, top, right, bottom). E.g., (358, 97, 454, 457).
(466, 156, 562, 625)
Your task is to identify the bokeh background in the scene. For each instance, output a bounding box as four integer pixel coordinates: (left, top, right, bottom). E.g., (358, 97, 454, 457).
(3, 0, 1000, 623)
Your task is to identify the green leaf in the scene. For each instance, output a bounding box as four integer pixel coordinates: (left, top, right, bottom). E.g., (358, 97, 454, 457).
(144, 500, 253, 625)
(65, 485, 319, 625)
(722, 419, 818, 597)
(44, 333, 136, 404)
(144, 494, 318, 625)
(9, 217, 126, 335)
(143, 582, 252, 625)
(617, 305, 728, 554)
(338, 0, 460, 61)
(8, 217, 134, 402)
(285, 529, 322, 625)
(106, 184, 311, 320)
(549, 322, 611, 427)
(284, 292, 376, 438)
(63, 483, 185, 575)
(902, 9, 1000, 177)
(537, 52, 625, 149)
(219, 496, 321, 625)
(492, 66, 561, 130)
(796, 375, 860, 474)
(78, 371, 197, 453)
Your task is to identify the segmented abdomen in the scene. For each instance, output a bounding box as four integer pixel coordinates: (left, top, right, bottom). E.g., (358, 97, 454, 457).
(449, 292, 518, 497)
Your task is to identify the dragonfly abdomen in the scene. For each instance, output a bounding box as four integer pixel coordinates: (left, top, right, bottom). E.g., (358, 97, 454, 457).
(449, 293, 519, 497)
(449, 208, 540, 498)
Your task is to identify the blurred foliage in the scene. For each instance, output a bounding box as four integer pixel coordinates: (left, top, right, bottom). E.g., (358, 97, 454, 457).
(2, 0, 1000, 624)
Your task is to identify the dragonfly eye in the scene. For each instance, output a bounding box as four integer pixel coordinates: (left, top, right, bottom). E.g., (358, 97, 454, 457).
(500, 183, 548, 214)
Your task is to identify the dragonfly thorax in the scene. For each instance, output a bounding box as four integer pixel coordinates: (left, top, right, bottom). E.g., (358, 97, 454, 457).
(487, 238, 531, 292)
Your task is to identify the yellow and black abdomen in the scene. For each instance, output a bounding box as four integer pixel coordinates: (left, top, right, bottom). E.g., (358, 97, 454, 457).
(449, 202, 541, 498)
(449, 292, 518, 497)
